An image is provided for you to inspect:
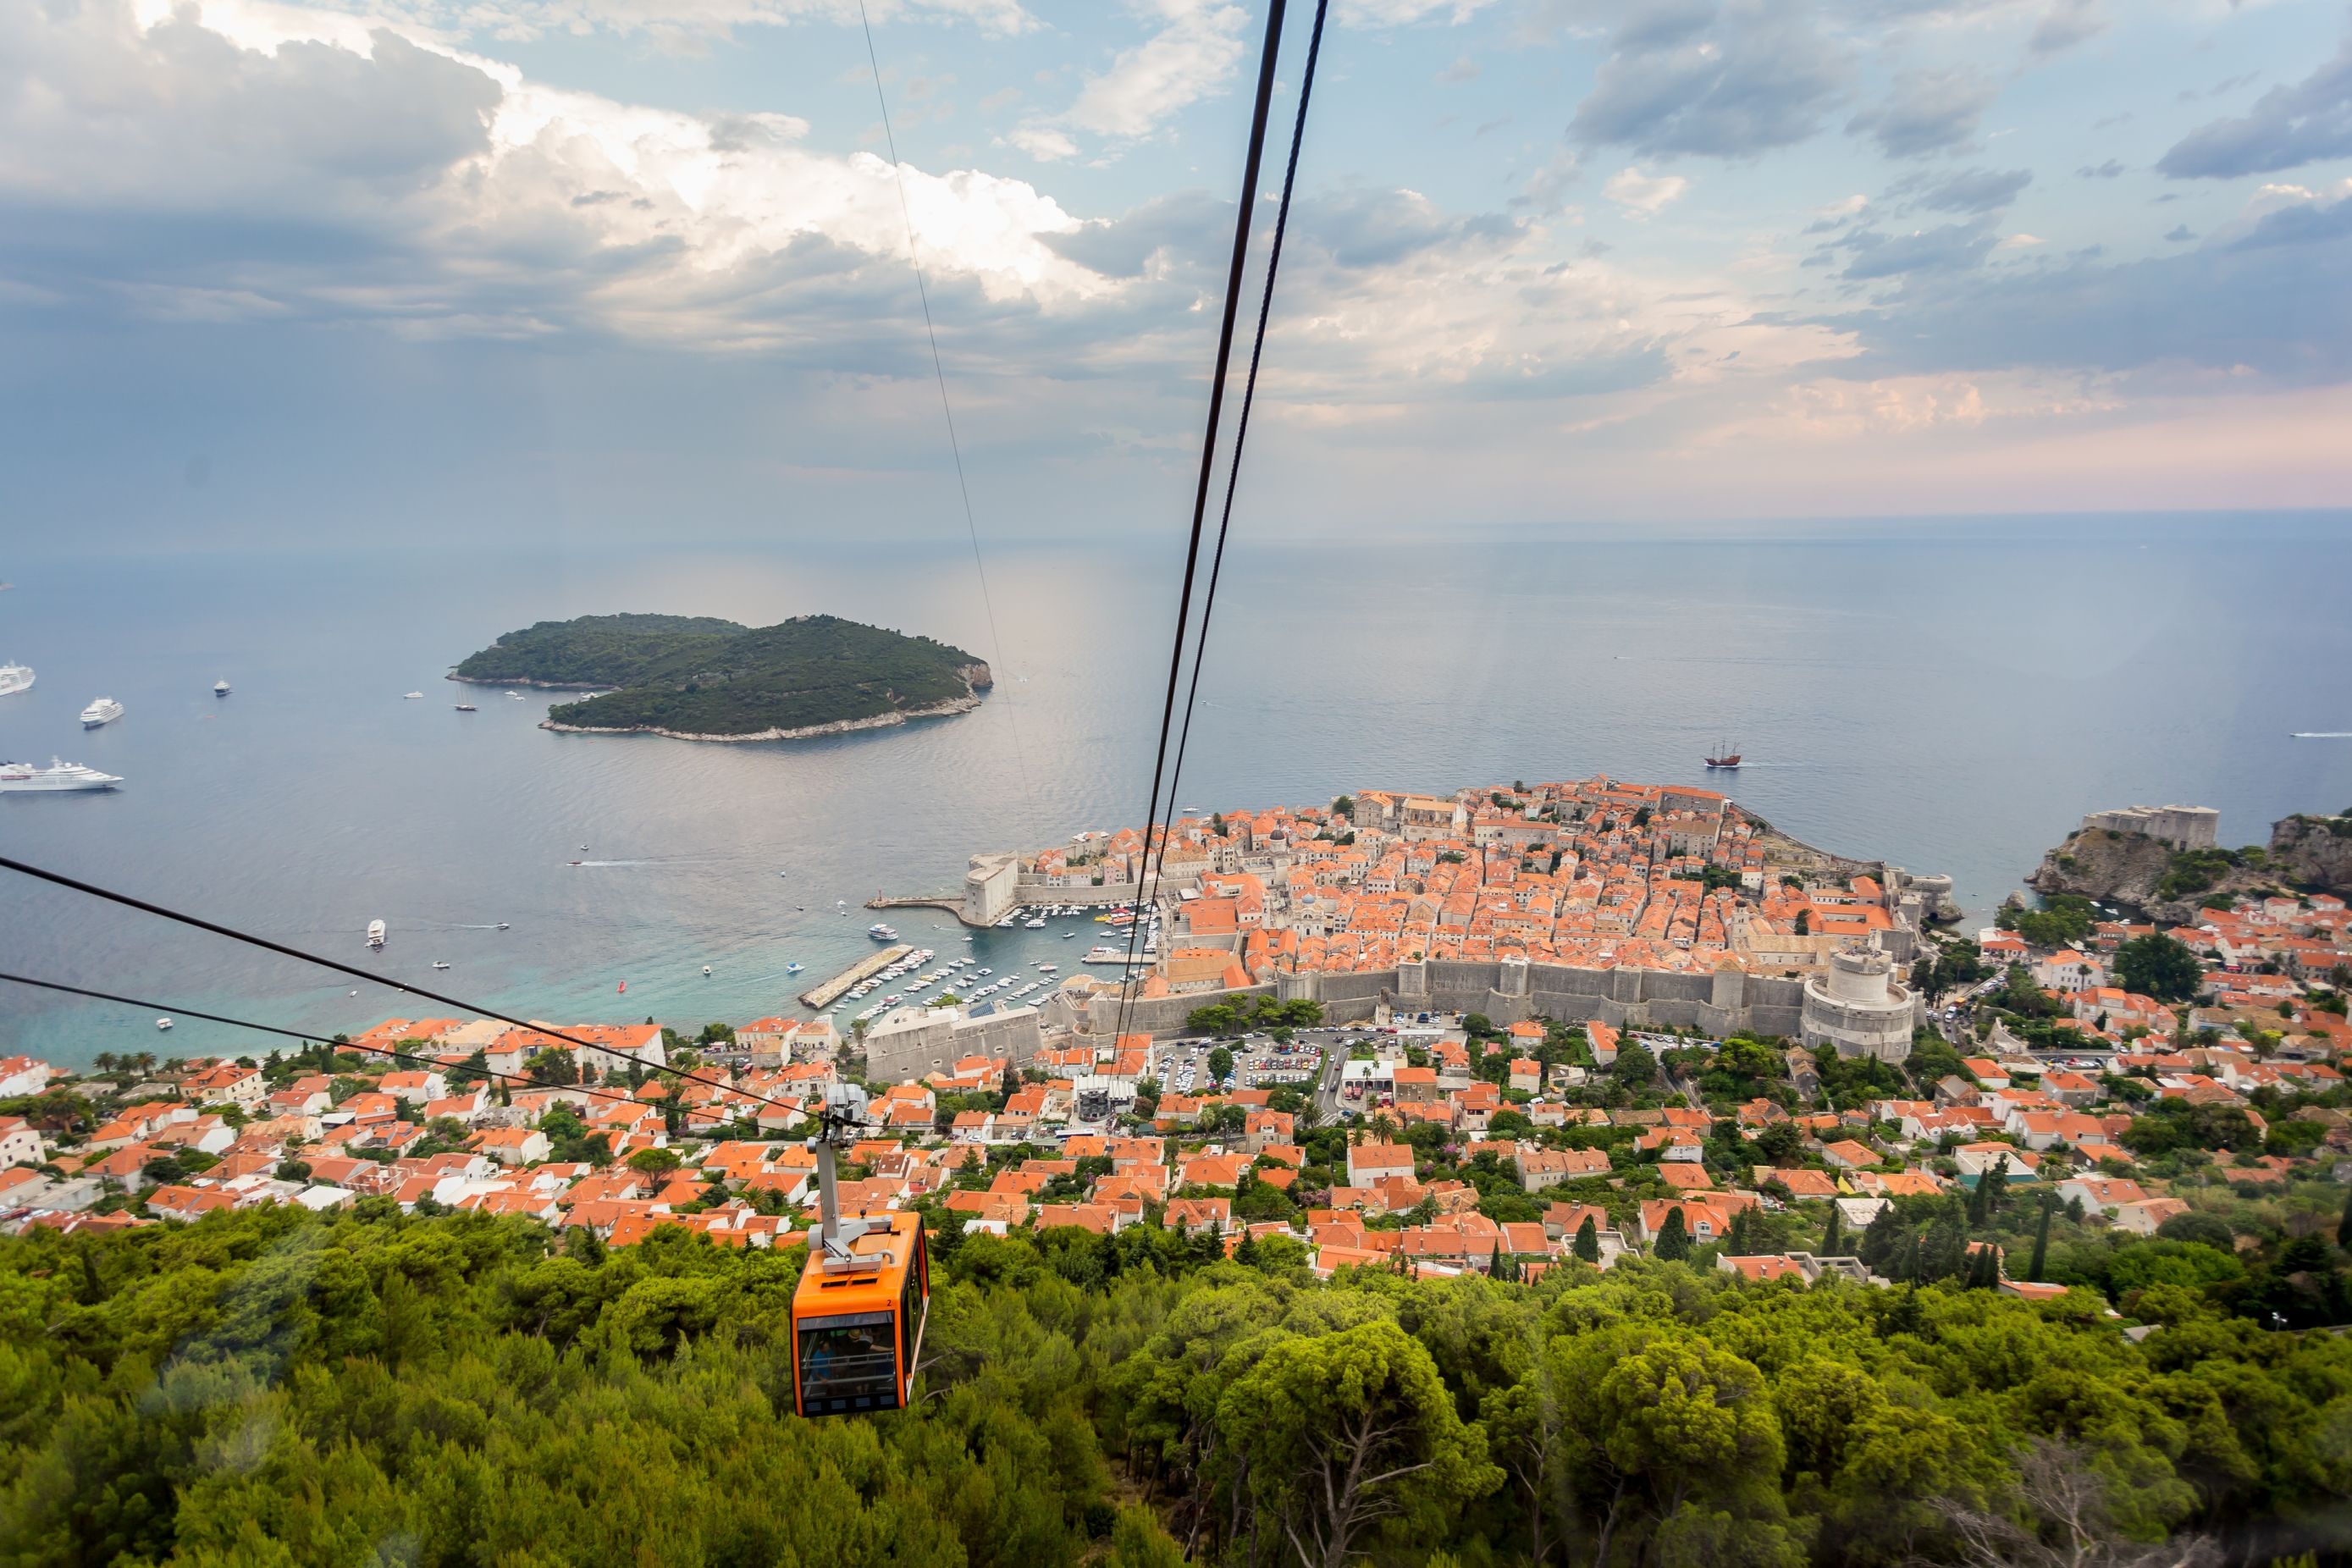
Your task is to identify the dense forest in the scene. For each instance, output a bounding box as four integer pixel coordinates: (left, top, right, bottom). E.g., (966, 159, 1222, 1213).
(4, 1203, 2349, 1567)
(451, 613, 988, 737)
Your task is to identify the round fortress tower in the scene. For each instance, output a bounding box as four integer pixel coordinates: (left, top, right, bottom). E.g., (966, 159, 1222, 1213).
(1800, 934, 1918, 1063)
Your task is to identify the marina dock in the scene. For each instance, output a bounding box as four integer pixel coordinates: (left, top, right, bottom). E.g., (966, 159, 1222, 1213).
(799, 944, 914, 1009)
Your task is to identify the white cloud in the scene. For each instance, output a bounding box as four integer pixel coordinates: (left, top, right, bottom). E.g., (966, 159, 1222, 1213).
(1995, 232, 2044, 248)
(2, 0, 1112, 350)
(1604, 166, 1688, 217)
(1060, 0, 1249, 141)
(323, 0, 1040, 44)
(1337, 0, 1499, 23)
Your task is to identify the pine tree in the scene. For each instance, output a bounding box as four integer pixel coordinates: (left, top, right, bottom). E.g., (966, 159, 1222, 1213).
(1820, 1203, 1844, 1257)
(1573, 1215, 1600, 1262)
(1859, 1206, 1902, 1268)
(1656, 1208, 1692, 1261)
(2028, 1195, 2053, 1282)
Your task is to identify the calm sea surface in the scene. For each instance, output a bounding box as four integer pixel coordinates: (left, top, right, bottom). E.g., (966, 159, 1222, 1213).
(4, 517, 2349, 1068)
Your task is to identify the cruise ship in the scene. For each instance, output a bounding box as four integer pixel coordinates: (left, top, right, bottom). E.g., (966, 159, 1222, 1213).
(0, 663, 31, 698)
(0, 758, 122, 792)
(80, 697, 124, 728)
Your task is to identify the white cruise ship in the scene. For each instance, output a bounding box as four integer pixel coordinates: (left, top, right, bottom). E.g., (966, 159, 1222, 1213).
(80, 697, 124, 728)
(0, 663, 31, 698)
(0, 758, 122, 792)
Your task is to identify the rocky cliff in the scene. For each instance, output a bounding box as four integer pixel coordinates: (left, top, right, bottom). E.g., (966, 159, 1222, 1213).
(2026, 809, 2352, 923)
(2270, 811, 2352, 895)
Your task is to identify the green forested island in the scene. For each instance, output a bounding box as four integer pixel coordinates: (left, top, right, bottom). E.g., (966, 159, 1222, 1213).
(450, 613, 991, 741)
(5, 1205, 2349, 1566)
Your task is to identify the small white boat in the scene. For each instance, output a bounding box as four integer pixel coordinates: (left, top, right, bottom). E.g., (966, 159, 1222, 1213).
(786, 962, 804, 974)
(404, 692, 423, 699)
(505, 691, 522, 699)
(496, 922, 510, 930)
(155, 1017, 173, 1030)
(432, 960, 451, 970)
(454, 703, 477, 712)
(213, 679, 231, 698)
(367, 919, 387, 948)
(80, 697, 124, 728)
(702, 965, 713, 976)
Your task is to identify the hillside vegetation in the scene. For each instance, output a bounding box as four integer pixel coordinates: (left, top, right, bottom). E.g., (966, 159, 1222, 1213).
(4, 1206, 2349, 1567)
(452, 613, 990, 738)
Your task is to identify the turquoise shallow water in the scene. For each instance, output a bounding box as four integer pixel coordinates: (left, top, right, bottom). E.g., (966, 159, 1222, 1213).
(3, 516, 2348, 1068)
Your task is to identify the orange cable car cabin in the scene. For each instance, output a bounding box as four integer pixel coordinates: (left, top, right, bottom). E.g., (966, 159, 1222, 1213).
(789, 1207, 929, 1417)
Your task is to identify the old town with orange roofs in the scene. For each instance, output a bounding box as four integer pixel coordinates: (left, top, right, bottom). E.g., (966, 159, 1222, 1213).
(5, 779, 2347, 1292)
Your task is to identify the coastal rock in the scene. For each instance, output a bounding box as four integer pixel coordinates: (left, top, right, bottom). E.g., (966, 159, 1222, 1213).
(2025, 825, 2184, 918)
(541, 693, 981, 743)
(2026, 808, 2352, 921)
(2268, 812, 2352, 897)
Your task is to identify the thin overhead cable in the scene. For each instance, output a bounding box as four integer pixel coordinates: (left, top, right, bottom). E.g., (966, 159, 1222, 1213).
(1114, 0, 1294, 1046)
(857, 1, 1031, 806)
(0, 853, 802, 1115)
(0, 971, 725, 1123)
(1144, 0, 1331, 946)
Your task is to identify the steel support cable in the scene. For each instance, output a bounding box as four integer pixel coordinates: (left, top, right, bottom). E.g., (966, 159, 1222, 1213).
(0, 970, 741, 1124)
(1113, 0, 1292, 1047)
(857, 2, 1033, 809)
(1141, 0, 1331, 967)
(0, 853, 804, 1115)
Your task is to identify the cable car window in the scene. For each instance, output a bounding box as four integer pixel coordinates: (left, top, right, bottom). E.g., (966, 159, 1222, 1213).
(796, 1310, 900, 1412)
(899, 1257, 919, 1375)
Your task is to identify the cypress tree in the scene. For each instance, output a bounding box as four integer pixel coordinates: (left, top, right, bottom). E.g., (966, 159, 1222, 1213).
(2028, 1195, 2053, 1282)
(1821, 1203, 1845, 1258)
(1573, 1215, 1600, 1262)
(1656, 1208, 1692, 1261)
(1979, 1155, 2010, 1223)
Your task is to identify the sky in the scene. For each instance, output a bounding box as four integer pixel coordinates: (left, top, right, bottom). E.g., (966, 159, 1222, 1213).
(3, 0, 2350, 550)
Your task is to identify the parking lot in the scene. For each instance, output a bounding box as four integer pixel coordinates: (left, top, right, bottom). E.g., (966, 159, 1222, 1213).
(1152, 1028, 1337, 1095)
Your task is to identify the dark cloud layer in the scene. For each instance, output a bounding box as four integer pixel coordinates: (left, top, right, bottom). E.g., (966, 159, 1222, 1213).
(2158, 32, 2352, 179)
(1569, 1, 1849, 157)
(1909, 167, 2032, 214)
(1847, 69, 1997, 158)
(1824, 208, 2352, 383)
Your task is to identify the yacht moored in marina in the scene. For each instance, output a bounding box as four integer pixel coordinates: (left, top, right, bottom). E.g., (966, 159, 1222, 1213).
(0, 758, 122, 792)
